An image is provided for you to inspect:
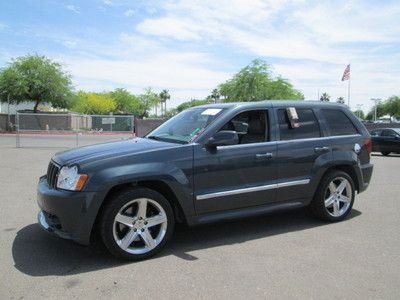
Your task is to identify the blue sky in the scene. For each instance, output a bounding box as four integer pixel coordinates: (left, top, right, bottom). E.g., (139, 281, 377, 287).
(0, 0, 399, 111)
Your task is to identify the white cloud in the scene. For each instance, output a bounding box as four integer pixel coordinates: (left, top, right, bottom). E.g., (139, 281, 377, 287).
(25, 0, 399, 112)
(62, 40, 77, 49)
(124, 9, 136, 17)
(58, 33, 230, 104)
(137, 17, 202, 41)
(64, 55, 230, 105)
(66, 4, 80, 14)
(132, 0, 400, 111)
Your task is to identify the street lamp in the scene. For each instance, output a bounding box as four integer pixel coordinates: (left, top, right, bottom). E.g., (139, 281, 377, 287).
(371, 98, 381, 122)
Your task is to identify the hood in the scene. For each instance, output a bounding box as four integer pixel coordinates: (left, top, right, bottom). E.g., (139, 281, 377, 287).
(53, 137, 178, 166)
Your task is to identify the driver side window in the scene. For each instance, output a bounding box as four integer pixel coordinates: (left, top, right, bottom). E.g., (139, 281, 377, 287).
(219, 110, 268, 144)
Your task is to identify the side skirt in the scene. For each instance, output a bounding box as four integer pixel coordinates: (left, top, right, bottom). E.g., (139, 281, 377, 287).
(186, 199, 310, 226)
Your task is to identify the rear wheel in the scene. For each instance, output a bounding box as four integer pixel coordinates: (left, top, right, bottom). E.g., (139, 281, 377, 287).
(381, 151, 391, 156)
(310, 170, 355, 222)
(100, 187, 175, 260)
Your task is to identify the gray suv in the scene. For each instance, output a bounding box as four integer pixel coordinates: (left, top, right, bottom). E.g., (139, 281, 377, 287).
(37, 101, 373, 260)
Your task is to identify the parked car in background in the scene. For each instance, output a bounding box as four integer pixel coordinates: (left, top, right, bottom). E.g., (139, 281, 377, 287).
(37, 101, 373, 260)
(370, 128, 400, 156)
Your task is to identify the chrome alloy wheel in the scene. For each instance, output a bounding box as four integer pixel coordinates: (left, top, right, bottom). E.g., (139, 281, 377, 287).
(112, 198, 168, 254)
(324, 177, 352, 217)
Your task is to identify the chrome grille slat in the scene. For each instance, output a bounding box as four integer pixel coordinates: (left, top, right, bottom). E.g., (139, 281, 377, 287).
(46, 161, 60, 188)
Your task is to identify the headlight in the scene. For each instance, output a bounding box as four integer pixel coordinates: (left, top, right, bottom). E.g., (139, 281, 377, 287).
(57, 165, 88, 191)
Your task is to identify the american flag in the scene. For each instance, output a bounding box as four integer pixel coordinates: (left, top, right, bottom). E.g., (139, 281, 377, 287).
(341, 64, 350, 81)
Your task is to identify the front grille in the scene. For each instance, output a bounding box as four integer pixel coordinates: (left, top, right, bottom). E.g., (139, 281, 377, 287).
(46, 161, 60, 188)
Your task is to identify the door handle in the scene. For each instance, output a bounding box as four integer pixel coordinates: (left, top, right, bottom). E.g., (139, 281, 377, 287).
(314, 146, 330, 153)
(255, 153, 273, 159)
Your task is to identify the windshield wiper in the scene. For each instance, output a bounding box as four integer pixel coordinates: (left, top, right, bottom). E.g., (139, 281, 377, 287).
(147, 135, 162, 141)
(146, 135, 187, 144)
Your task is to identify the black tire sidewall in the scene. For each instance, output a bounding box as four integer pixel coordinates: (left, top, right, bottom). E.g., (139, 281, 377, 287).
(100, 187, 175, 260)
(311, 170, 355, 222)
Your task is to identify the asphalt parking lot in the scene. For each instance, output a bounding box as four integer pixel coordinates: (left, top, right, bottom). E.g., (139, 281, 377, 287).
(0, 134, 399, 299)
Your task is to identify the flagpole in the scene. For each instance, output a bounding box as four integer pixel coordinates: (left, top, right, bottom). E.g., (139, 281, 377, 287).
(347, 64, 351, 107)
(348, 76, 351, 107)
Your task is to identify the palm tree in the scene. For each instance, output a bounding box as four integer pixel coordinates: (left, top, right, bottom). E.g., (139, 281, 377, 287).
(210, 88, 220, 103)
(159, 89, 170, 117)
(336, 96, 345, 104)
(320, 92, 330, 102)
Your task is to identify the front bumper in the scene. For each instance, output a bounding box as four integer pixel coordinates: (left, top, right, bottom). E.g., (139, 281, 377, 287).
(37, 176, 101, 245)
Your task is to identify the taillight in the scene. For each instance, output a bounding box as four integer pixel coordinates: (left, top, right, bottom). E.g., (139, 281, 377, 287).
(365, 138, 372, 156)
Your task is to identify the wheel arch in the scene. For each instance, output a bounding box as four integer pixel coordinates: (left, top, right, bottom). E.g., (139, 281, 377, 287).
(90, 180, 188, 244)
(319, 164, 360, 193)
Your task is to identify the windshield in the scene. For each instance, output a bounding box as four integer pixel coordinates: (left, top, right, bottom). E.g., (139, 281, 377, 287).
(147, 107, 225, 143)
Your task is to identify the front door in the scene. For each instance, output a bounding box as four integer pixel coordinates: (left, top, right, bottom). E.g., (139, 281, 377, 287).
(193, 110, 278, 214)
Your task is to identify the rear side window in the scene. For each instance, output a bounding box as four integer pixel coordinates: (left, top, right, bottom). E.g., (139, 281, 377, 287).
(278, 108, 321, 140)
(322, 109, 358, 136)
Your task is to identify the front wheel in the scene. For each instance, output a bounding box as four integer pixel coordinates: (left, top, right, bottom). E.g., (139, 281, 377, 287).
(310, 171, 355, 222)
(100, 187, 175, 260)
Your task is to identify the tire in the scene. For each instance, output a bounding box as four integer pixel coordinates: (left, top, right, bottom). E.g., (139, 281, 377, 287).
(100, 187, 175, 260)
(310, 170, 355, 222)
(381, 151, 391, 156)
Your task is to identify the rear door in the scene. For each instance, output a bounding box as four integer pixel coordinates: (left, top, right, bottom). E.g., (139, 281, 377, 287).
(275, 107, 331, 202)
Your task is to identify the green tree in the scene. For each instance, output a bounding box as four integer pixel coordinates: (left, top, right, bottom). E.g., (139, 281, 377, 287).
(0, 54, 72, 112)
(176, 99, 211, 113)
(320, 92, 330, 102)
(0, 68, 23, 106)
(336, 96, 345, 104)
(109, 88, 141, 114)
(382, 96, 400, 121)
(353, 110, 365, 119)
(138, 88, 160, 118)
(71, 91, 116, 114)
(209, 88, 220, 103)
(218, 59, 304, 102)
(164, 108, 178, 118)
(366, 101, 385, 121)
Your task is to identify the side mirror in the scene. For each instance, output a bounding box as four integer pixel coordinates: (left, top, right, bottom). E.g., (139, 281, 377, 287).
(206, 130, 239, 148)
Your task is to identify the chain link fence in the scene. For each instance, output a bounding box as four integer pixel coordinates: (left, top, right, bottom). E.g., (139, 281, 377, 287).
(15, 112, 135, 148)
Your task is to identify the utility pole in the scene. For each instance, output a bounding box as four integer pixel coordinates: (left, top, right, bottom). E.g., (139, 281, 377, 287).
(371, 98, 381, 122)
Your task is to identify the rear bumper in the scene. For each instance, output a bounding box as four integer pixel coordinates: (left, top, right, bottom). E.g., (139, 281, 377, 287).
(358, 163, 373, 193)
(37, 176, 102, 245)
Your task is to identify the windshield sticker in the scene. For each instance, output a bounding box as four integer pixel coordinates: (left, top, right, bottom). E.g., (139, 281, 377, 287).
(201, 108, 222, 116)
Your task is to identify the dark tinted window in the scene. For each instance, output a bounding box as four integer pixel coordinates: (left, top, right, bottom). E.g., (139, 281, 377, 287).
(370, 129, 382, 136)
(220, 110, 267, 144)
(278, 108, 320, 140)
(382, 129, 398, 137)
(322, 109, 358, 136)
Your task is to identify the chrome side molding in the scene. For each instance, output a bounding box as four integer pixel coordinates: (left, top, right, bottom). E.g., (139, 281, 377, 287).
(196, 179, 310, 201)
